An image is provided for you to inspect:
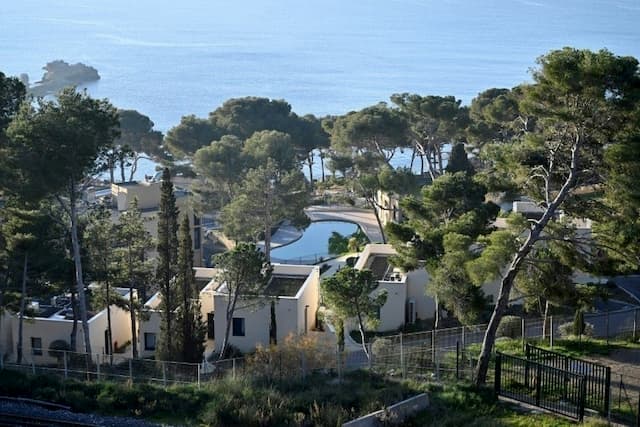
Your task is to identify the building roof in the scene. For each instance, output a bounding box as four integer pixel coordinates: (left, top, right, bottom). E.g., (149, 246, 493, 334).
(264, 275, 309, 297)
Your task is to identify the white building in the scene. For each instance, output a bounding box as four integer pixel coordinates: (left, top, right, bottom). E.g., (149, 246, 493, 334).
(200, 264, 321, 354)
(0, 289, 134, 364)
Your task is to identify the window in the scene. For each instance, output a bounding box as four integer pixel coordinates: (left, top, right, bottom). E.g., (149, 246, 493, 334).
(31, 337, 42, 356)
(207, 312, 215, 339)
(232, 317, 245, 337)
(144, 333, 156, 351)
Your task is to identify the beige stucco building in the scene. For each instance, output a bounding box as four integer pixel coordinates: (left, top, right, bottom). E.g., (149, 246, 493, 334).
(0, 288, 135, 364)
(201, 264, 321, 354)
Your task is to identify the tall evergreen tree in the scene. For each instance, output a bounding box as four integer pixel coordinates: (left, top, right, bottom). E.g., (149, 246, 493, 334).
(3, 88, 120, 355)
(116, 199, 153, 359)
(156, 168, 179, 360)
(84, 205, 120, 357)
(175, 214, 205, 362)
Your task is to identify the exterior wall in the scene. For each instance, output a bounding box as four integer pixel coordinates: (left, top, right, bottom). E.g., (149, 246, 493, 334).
(138, 310, 162, 358)
(295, 267, 320, 334)
(0, 312, 14, 358)
(8, 303, 134, 364)
(212, 295, 300, 353)
(406, 269, 436, 321)
(111, 181, 161, 211)
(375, 190, 402, 226)
(375, 281, 407, 331)
(87, 305, 133, 355)
(211, 264, 320, 354)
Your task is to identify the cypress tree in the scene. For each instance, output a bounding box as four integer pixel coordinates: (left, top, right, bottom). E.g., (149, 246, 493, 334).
(176, 213, 205, 362)
(156, 168, 179, 360)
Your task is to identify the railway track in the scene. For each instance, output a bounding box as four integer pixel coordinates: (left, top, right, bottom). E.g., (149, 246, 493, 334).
(0, 411, 96, 426)
(0, 397, 95, 427)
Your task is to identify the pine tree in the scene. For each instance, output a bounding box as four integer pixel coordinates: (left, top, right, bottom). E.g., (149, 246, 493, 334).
(156, 168, 179, 360)
(175, 213, 205, 362)
(117, 198, 153, 359)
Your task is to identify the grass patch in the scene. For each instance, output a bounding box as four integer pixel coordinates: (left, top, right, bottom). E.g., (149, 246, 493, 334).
(466, 337, 640, 360)
(405, 383, 608, 427)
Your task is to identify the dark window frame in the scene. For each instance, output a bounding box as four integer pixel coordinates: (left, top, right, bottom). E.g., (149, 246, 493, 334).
(232, 317, 245, 337)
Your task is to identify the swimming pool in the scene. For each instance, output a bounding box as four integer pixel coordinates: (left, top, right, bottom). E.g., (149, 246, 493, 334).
(270, 221, 360, 264)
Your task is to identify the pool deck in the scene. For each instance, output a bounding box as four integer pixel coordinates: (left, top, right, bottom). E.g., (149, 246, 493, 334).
(267, 205, 384, 250)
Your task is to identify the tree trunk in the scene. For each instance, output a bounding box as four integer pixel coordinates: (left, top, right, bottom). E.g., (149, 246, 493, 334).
(70, 291, 78, 352)
(129, 287, 138, 359)
(542, 299, 550, 340)
(434, 294, 440, 330)
(264, 188, 273, 262)
(367, 197, 387, 243)
(218, 294, 239, 360)
(120, 162, 126, 183)
(269, 300, 277, 345)
(106, 280, 113, 363)
(307, 152, 314, 187)
(319, 151, 325, 182)
(410, 147, 416, 171)
(17, 253, 28, 364)
(474, 137, 582, 387)
(69, 187, 93, 356)
(356, 311, 369, 360)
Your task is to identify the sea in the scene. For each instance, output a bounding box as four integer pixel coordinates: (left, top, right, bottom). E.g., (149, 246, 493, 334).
(2, 0, 639, 179)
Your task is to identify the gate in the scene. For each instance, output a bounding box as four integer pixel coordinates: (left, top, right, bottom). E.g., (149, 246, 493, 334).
(495, 352, 586, 421)
(525, 343, 611, 414)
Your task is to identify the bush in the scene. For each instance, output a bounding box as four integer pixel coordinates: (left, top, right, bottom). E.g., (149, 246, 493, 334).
(496, 315, 521, 339)
(558, 321, 594, 338)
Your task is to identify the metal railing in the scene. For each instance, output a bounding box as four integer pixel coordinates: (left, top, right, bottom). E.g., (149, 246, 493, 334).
(525, 343, 611, 414)
(495, 352, 587, 421)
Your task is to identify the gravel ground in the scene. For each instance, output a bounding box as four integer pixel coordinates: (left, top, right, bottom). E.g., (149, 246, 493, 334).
(0, 400, 167, 426)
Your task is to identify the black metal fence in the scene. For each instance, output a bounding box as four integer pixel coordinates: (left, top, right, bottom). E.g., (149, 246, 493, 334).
(495, 352, 587, 421)
(525, 343, 611, 414)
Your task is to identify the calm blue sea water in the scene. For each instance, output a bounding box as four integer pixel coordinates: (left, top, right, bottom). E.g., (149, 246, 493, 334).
(2, 0, 639, 178)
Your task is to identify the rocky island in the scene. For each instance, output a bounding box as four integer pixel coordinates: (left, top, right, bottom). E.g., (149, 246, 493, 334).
(27, 60, 100, 96)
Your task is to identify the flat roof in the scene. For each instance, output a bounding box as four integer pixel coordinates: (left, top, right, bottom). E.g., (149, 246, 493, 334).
(368, 255, 390, 281)
(265, 275, 308, 297)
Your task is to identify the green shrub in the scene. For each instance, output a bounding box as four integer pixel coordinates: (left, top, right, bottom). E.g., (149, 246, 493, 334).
(496, 315, 521, 339)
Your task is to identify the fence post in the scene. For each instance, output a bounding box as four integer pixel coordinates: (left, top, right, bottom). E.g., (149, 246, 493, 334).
(525, 344, 530, 388)
(461, 326, 465, 349)
(636, 391, 640, 427)
(456, 341, 460, 380)
(521, 317, 526, 353)
(578, 376, 586, 423)
(197, 363, 201, 388)
(162, 361, 167, 387)
(336, 345, 342, 383)
(63, 351, 68, 379)
(367, 343, 372, 371)
(400, 333, 405, 379)
(604, 367, 611, 415)
(606, 309, 610, 345)
(31, 360, 35, 375)
(232, 358, 236, 379)
(96, 354, 100, 380)
(431, 330, 436, 366)
(634, 308, 638, 341)
(550, 315, 554, 349)
(494, 353, 501, 397)
(535, 362, 542, 407)
(129, 358, 133, 383)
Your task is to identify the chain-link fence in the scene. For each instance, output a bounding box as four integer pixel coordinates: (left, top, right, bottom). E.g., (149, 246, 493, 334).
(3, 307, 639, 391)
